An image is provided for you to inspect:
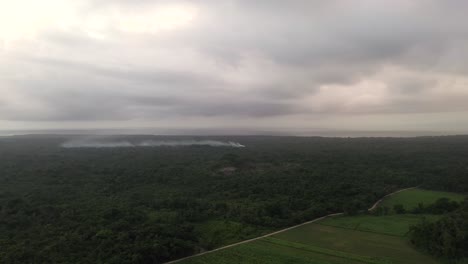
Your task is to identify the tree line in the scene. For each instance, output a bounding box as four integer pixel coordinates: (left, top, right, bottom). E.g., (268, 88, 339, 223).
(409, 199, 468, 261)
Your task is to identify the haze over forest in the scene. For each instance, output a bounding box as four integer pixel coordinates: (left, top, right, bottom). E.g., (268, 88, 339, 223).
(2, 0, 468, 135)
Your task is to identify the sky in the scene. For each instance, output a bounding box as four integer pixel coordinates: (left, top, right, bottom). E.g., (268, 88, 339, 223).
(1, 0, 468, 134)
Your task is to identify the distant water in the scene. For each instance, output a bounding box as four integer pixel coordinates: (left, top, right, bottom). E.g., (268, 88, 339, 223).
(0, 128, 463, 138)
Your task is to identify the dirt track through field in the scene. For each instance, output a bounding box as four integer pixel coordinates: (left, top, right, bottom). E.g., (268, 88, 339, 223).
(368, 186, 418, 211)
(165, 186, 418, 264)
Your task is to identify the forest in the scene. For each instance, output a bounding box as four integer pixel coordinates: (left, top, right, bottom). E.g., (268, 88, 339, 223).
(0, 135, 467, 263)
(410, 199, 468, 261)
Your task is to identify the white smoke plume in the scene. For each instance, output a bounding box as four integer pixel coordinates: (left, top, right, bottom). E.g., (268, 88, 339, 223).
(139, 140, 245, 148)
(61, 141, 134, 148)
(61, 139, 245, 148)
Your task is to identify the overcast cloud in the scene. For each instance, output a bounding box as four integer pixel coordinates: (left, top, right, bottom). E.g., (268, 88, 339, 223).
(1, 0, 468, 133)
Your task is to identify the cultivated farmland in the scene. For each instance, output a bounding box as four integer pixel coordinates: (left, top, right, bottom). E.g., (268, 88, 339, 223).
(318, 214, 441, 237)
(180, 221, 438, 264)
(177, 188, 467, 264)
(379, 188, 465, 212)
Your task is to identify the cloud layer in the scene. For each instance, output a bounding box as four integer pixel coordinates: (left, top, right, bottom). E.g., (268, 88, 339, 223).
(2, 0, 468, 132)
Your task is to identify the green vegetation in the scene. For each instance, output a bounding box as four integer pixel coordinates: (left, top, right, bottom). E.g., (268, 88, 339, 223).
(319, 214, 441, 236)
(193, 220, 271, 249)
(181, 222, 438, 264)
(410, 200, 468, 261)
(262, 237, 391, 264)
(179, 187, 466, 264)
(182, 239, 370, 264)
(1, 135, 468, 263)
(272, 223, 438, 264)
(380, 188, 465, 213)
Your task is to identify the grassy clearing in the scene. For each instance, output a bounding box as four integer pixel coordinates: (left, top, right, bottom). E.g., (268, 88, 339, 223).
(179, 188, 464, 264)
(318, 214, 442, 236)
(272, 223, 438, 264)
(180, 223, 438, 264)
(380, 188, 465, 211)
(181, 238, 375, 264)
(262, 237, 392, 264)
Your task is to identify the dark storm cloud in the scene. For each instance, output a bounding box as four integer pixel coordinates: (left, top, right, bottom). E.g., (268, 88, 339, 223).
(1, 0, 468, 130)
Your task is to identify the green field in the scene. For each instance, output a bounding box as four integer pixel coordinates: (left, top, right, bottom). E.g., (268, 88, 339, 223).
(318, 214, 441, 237)
(380, 188, 465, 211)
(181, 239, 376, 264)
(181, 222, 438, 264)
(179, 188, 466, 264)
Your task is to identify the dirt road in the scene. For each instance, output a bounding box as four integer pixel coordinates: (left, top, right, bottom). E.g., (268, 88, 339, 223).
(165, 186, 417, 264)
